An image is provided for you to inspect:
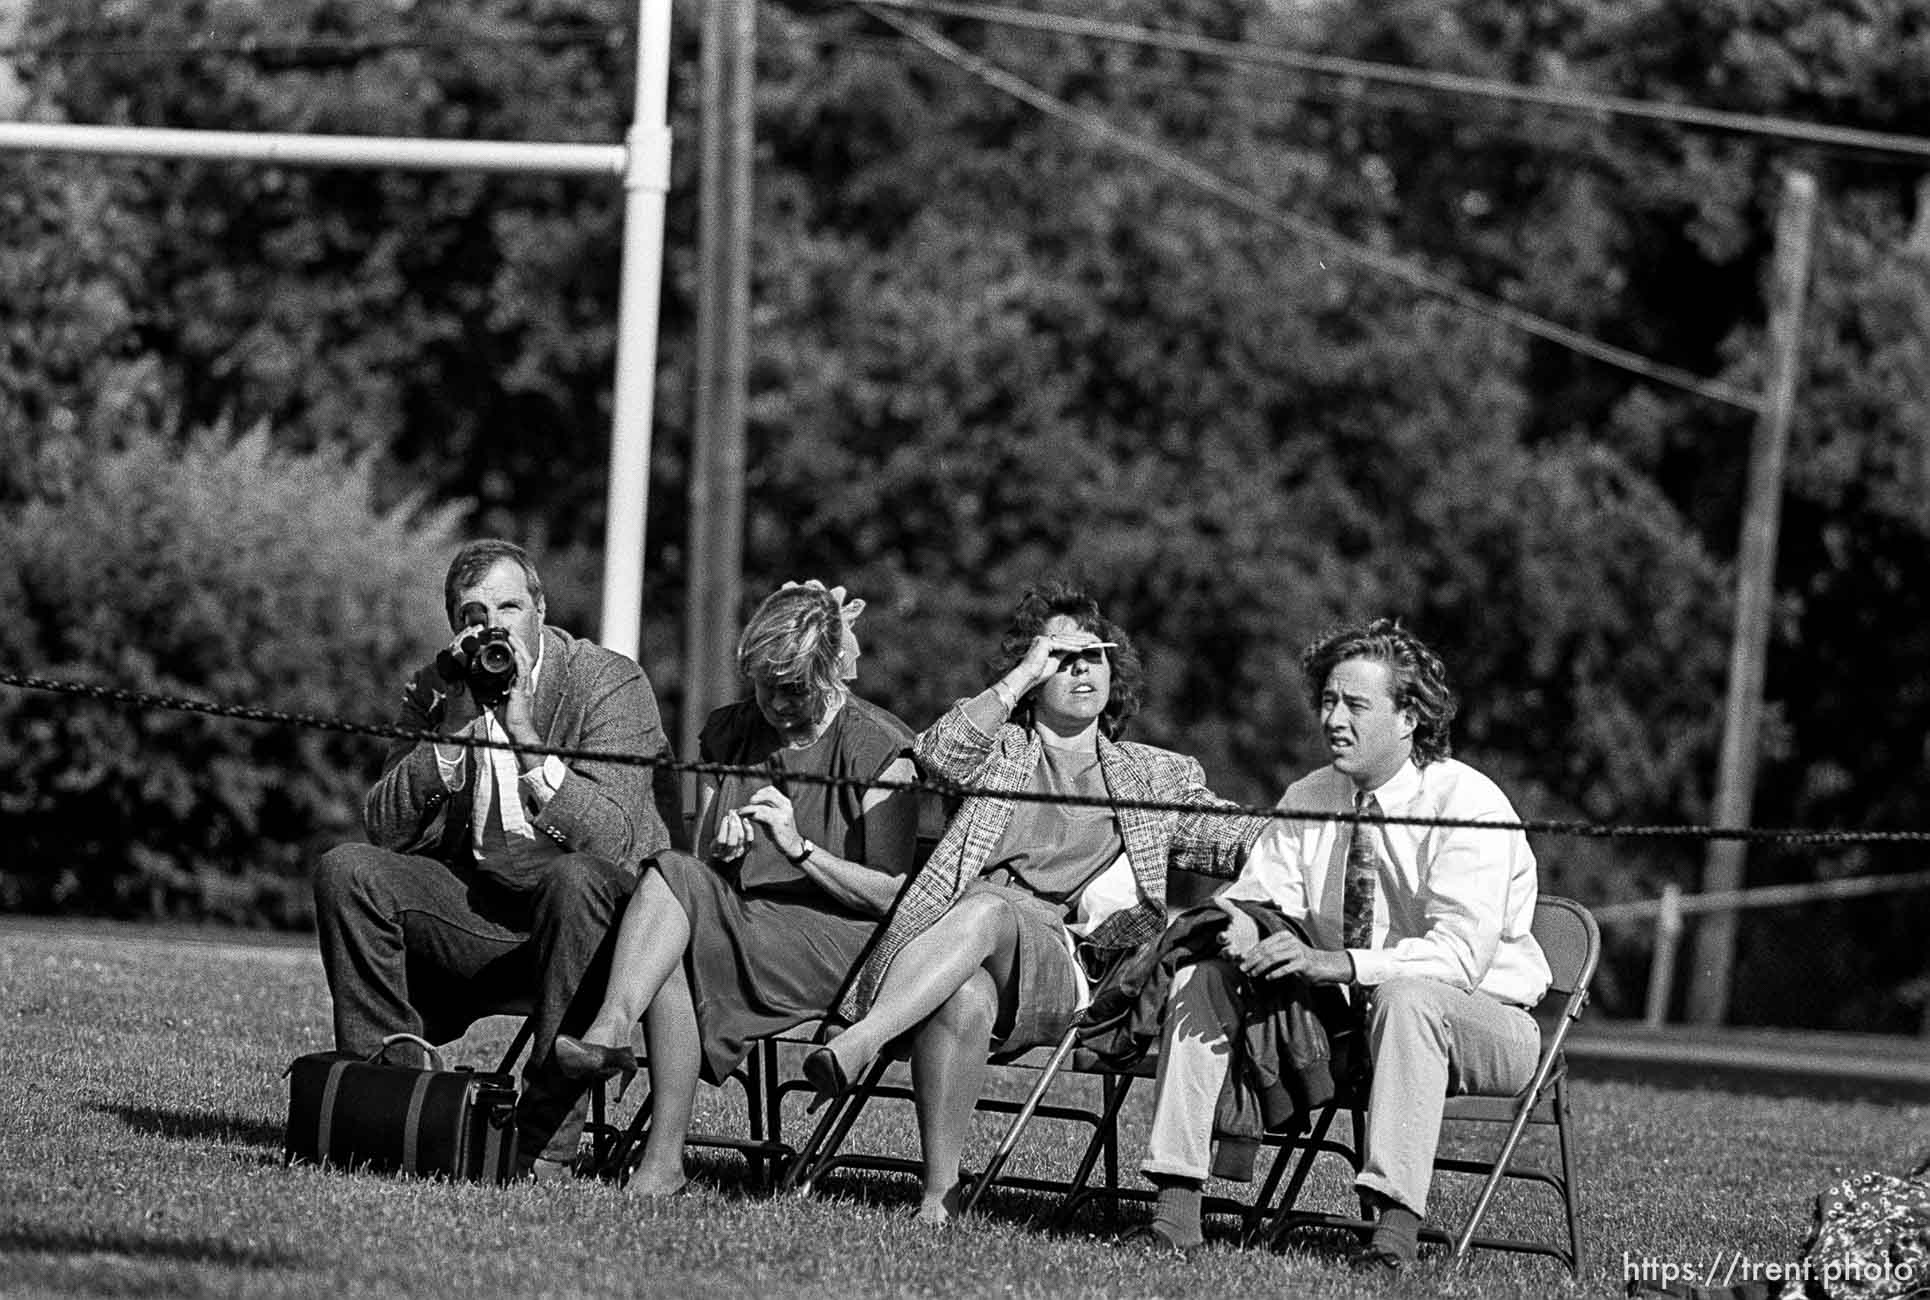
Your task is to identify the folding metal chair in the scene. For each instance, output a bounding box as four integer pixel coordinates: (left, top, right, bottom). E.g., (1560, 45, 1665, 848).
(590, 1032, 808, 1187)
(775, 1031, 1142, 1213)
(954, 1028, 1155, 1222)
(1251, 895, 1601, 1275)
(480, 1007, 796, 1184)
(965, 895, 1599, 1267)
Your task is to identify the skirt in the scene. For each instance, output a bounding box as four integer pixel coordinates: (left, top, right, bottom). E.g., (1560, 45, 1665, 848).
(655, 852, 882, 1085)
(960, 879, 1087, 1056)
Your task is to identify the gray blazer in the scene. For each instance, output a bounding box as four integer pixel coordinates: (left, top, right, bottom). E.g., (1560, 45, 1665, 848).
(362, 624, 675, 873)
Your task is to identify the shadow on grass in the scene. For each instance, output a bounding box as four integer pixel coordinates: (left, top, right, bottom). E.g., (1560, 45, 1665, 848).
(0, 1225, 303, 1269)
(101, 1103, 286, 1151)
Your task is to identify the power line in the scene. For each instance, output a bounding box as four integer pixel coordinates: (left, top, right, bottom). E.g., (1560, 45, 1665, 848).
(855, 0, 1930, 164)
(813, 26, 1726, 177)
(860, 4, 1763, 414)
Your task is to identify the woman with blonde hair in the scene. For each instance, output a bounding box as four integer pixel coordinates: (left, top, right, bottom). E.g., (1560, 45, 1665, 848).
(555, 580, 919, 1195)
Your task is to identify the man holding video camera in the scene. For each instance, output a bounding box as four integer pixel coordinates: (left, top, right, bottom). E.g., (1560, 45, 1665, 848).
(312, 538, 679, 1179)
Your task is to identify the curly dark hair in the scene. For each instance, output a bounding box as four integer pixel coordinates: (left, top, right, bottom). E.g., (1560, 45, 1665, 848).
(1300, 618, 1457, 766)
(986, 580, 1144, 741)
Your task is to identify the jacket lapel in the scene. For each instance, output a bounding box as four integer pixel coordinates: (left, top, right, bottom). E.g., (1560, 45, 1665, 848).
(1100, 737, 1164, 904)
(532, 626, 568, 739)
(958, 724, 1040, 876)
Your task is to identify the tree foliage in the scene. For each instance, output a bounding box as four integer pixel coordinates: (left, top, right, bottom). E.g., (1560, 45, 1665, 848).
(0, 427, 461, 921)
(3, 0, 1927, 1026)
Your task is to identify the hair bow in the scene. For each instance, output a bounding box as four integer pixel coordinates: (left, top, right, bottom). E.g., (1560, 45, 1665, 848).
(781, 580, 866, 680)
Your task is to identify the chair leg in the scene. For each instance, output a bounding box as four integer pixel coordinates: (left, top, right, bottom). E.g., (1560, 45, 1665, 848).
(759, 1039, 785, 1190)
(493, 1018, 536, 1075)
(1046, 1073, 1139, 1230)
(778, 1055, 892, 1197)
(1102, 1074, 1124, 1221)
(961, 1026, 1080, 1215)
(592, 1082, 651, 1182)
(740, 1042, 768, 1189)
(1253, 1104, 1342, 1247)
(1554, 1076, 1583, 1277)
(1450, 1090, 1547, 1262)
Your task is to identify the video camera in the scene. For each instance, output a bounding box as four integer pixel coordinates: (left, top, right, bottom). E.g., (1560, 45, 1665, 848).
(435, 602, 518, 707)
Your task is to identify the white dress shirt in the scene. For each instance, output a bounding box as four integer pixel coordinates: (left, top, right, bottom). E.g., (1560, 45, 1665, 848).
(1219, 757, 1551, 1007)
(431, 636, 567, 858)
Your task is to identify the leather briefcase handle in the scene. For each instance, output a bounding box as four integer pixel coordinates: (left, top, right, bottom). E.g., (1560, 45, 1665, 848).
(376, 1032, 447, 1073)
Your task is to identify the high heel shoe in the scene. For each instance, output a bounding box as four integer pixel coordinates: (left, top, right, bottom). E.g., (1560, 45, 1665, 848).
(553, 1035, 639, 1099)
(801, 1046, 851, 1114)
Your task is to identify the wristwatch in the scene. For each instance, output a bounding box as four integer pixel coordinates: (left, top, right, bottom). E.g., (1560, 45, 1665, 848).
(783, 839, 817, 867)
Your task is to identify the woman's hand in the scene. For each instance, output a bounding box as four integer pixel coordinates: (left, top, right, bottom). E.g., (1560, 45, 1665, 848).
(713, 807, 752, 861)
(1012, 634, 1061, 694)
(735, 785, 806, 860)
(1002, 632, 1112, 699)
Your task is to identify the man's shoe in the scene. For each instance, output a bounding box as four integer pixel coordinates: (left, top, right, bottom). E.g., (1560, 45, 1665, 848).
(1116, 1223, 1200, 1258)
(1350, 1245, 1409, 1275)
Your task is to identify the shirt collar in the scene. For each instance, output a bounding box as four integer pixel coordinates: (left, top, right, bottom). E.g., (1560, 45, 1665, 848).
(1358, 756, 1421, 808)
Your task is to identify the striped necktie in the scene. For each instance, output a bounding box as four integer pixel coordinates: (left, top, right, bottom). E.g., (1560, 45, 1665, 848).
(1342, 791, 1380, 952)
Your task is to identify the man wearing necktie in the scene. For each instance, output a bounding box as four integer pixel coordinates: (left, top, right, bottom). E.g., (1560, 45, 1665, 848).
(1135, 619, 1550, 1272)
(312, 539, 681, 1179)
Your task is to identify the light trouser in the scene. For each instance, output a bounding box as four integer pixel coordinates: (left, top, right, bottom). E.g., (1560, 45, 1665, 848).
(1143, 966, 1539, 1217)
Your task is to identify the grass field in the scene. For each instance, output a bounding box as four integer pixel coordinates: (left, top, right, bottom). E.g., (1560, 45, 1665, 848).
(2, 923, 1923, 1299)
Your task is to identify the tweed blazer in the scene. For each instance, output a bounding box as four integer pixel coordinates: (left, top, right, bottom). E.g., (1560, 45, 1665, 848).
(838, 700, 1264, 1021)
(362, 624, 675, 873)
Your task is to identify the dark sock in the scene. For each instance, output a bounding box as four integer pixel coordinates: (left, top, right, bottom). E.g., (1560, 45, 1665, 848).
(1149, 1174, 1205, 1248)
(1369, 1199, 1421, 1262)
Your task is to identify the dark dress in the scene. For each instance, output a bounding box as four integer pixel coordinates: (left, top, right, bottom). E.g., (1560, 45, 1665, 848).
(656, 694, 916, 1084)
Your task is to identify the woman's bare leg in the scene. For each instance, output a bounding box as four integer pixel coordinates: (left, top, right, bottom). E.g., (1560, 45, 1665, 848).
(627, 960, 700, 1196)
(579, 869, 692, 1046)
(908, 969, 999, 1224)
(822, 894, 1018, 1076)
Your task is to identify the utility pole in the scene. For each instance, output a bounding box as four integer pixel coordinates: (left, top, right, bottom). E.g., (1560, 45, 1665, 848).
(1686, 168, 1818, 1026)
(680, 0, 755, 771)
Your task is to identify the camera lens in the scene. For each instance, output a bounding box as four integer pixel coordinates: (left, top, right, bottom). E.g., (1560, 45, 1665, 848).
(476, 640, 516, 676)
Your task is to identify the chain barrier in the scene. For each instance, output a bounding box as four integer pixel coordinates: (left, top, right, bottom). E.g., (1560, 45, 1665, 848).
(8, 668, 1930, 847)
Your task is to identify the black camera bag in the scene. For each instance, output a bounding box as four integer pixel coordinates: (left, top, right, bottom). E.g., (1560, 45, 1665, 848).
(284, 1033, 519, 1184)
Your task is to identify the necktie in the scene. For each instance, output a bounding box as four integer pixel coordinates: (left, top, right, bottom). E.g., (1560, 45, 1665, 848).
(472, 712, 534, 854)
(1342, 791, 1380, 952)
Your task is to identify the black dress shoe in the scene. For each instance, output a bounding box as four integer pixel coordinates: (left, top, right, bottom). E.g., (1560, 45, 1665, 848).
(801, 1047, 851, 1113)
(553, 1035, 639, 1098)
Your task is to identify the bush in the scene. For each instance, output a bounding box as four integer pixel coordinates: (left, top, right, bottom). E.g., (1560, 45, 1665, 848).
(0, 427, 462, 924)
